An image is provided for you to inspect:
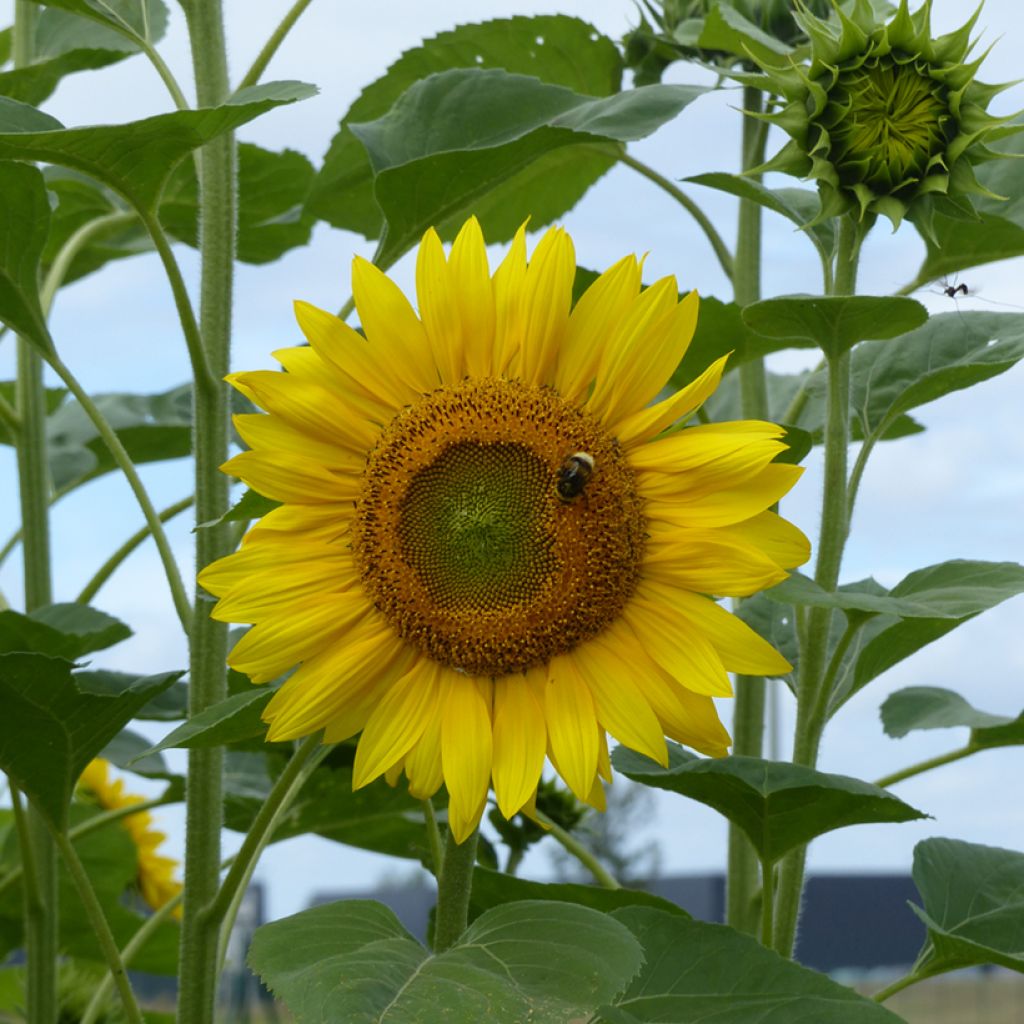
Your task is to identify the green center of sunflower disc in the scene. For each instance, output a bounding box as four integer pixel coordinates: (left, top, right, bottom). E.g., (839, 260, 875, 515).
(398, 441, 556, 610)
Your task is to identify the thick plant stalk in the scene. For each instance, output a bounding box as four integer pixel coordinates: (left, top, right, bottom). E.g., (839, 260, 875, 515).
(433, 829, 480, 952)
(726, 86, 771, 938)
(177, 1, 236, 1021)
(13, 3, 58, 1021)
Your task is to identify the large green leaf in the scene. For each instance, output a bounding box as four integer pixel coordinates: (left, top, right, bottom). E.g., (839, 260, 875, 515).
(910, 839, 1024, 977)
(351, 69, 706, 267)
(735, 592, 798, 694)
(24, 0, 168, 45)
(0, 81, 314, 214)
(847, 311, 1024, 441)
(0, 653, 179, 830)
(0, 603, 130, 658)
(0, 6, 153, 105)
(160, 142, 316, 264)
(469, 866, 688, 921)
(308, 15, 623, 237)
(614, 743, 925, 865)
(881, 687, 1024, 751)
(0, 160, 54, 353)
(596, 906, 903, 1023)
(742, 295, 928, 361)
(249, 899, 643, 1023)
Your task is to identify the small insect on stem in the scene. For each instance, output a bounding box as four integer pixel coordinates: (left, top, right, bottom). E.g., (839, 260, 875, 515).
(942, 281, 969, 299)
(556, 452, 595, 503)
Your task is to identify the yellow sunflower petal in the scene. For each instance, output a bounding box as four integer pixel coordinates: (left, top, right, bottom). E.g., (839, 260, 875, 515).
(221, 450, 358, 505)
(227, 594, 366, 683)
(616, 353, 730, 447)
(544, 655, 599, 802)
(554, 254, 641, 403)
(405, 669, 450, 800)
(643, 580, 793, 676)
(441, 677, 494, 843)
(715, 509, 811, 570)
(351, 256, 436, 393)
(241, 503, 352, 548)
(233, 414, 364, 473)
(643, 531, 788, 597)
(492, 670, 548, 818)
(493, 221, 528, 374)
(416, 227, 464, 384)
(619, 597, 733, 697)
(449, 216, 496, 378)
(353, 659, 442, 788)
(211, 560, 357, 623)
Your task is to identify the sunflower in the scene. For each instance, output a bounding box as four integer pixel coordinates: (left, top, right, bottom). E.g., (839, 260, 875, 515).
(201, 218, 809, 842)
(77, 758, 182, 914)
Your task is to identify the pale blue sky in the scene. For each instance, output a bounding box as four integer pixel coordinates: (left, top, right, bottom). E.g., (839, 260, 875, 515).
(1, 0, 1021, 922)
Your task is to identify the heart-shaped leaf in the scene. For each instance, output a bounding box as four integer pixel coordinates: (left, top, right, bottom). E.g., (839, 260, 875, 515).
(742, 295, 928, 361)
(614, 744, 926, 864)
(249, 899, 644, 1023)
(596, 906, 904, 1023)
(881, 687, 1015, 738)
(910, 838, 1024, 977)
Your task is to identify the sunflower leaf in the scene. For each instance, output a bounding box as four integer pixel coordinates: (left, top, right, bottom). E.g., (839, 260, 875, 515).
(597, 907, 904, 1023)
(0, 654, 179, 831)
(350, 69, 707, 268)
(0, 82, 314, 215)
(847, 311, 1024, 441)
(134, 689, 272, 760)
(24, 0, 169, 46)
(909, 839, 1024, 977)
(613, 744, 926, 864)
(309, 15, 623, 238)
(0, 604, 130, 659)
(248, 899, 644, 1023)
(0, 160, 55, 354)
(880, 686, 1019, 740)
(741, 295, 928, 361)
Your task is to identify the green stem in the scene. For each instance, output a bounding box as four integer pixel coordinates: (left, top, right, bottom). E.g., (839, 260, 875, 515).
(873, 745, 976, 789)
(211, 737, 326, 969)
(139, 40, 191, 110)
(872, 972, 923, 1003)
(81, 887, 185, 1024)
(40, 212, 138, 316)
(422, 799, 444, 878)
(140, 211, 217, 396)
(13, 6, 58, 1020)
(774, 215, 864, 958)
(53, 830, 144, 1024)
(433, 828, 480, 952)
(727, 85, 770, 939)
(760, 858, 775, 949)
(236, 0, 316, 90)
(617, 150, 734, 282)
(44, 353, 193, 633)
(76, 495, 194, 605)
(0, 389, 20, 436)
(535, 809, 621, 890)
(177, 5, 236, 1019)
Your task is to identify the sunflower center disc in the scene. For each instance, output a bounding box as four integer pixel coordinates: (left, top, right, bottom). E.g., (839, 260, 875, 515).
(352, 378, 646, 677)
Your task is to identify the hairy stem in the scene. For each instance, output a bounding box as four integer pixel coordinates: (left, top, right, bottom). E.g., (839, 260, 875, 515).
(433, 828, 480, 952)
(873, 745, 976, 789)
(727, 85, 770, 939)
(422, 799, 444, 878)
(177, 3, 236, 1019)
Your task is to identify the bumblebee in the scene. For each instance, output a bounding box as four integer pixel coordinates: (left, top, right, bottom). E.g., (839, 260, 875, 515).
(556, 452, 595, 502)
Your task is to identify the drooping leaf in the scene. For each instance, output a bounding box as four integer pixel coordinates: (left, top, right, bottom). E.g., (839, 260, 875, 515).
(0, 6, 150, 105)
(351, 69, 707, 267)
(0, 160, 54, 354)
(136, 689, 272, 759)
(742, 295, 928, 361)
(249, 899, 644, 1023)
(0, 82, 314, 215)
(881, 686, 1016, 739)
(596, 906, 904, 1023)
(469, 866, 689, 921)
(847, 311, 1024, 442)
(160, 142, 316, 264)
(614, 743, 925, 864)
(0, 654, 179, 830)
(309, 15, 623, 238)
(99, 726, 172, 779)
(910, 838, 1024, 977)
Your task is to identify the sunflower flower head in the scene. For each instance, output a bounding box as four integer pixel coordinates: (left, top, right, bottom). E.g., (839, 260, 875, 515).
(77, 759, 182, 915)
(201, 217, 810, 842)
(753, 0, 1021, 233)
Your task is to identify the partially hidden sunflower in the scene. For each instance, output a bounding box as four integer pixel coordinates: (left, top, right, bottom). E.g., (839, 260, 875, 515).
(77, 759, 182, 914)
(200, 218, 809, 842)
